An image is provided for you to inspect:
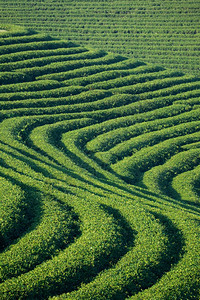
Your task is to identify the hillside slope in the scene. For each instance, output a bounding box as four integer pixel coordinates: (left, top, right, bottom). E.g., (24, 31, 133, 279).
(0, 26, 200, 299)
(0, 0, 199, 76)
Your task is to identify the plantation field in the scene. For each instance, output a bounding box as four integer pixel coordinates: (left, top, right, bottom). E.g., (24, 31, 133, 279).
(0, 0, 199, 76)
(0, 25, 200, 299)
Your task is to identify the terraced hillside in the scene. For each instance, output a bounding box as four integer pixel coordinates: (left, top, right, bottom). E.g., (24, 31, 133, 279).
(0, 0, 199, 76)
(0, 26, 200, 299)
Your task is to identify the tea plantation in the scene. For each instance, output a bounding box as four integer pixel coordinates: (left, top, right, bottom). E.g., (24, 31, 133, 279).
(0, 0, 199, 76)
(0, 25, 200, 299)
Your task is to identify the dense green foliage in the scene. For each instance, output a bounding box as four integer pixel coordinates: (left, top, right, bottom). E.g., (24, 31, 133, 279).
(0, 0, 199, 75)
(0, 26, 199, 299)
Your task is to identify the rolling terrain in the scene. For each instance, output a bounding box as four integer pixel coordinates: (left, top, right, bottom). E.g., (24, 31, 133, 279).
(0, 0, 199, 76)
(0, 25, 200, 299)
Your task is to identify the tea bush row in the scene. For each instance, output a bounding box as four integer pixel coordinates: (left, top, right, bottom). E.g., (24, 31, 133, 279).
(36, 57, 143, 81)
(0, 49, 107, 72)
(0, 176, 28, 249)
(0, 46, 87, 63)
(0, 192, 79, 282)
(86, 108, 200, 155)
(0, 38, 77, 55)
(143, 148, 200, 201)
(112, 128, 200, 184)
(172, 164, 200, 203)
(0, 199, 131, 299)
